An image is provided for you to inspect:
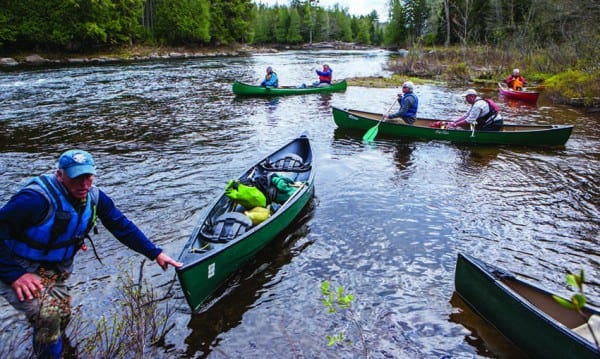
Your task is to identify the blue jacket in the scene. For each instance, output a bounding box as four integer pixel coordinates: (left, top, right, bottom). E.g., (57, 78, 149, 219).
(260, 72, 278, 87)
(388, 92, 418, 124)
(0, 174, 162, 285)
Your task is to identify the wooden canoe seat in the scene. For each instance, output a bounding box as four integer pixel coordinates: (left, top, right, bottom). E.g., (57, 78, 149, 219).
(261, 153, 310, 172)
(573, 314, 600, 343)
(201, 212, 253, 243)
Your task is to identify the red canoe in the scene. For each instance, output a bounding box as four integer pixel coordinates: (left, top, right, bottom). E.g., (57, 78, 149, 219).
(498, 83, 540, 103)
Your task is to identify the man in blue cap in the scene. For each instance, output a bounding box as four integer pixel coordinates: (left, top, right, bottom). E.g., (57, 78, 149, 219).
(0, 149, 182, 358)
(383, 81, 419, 124)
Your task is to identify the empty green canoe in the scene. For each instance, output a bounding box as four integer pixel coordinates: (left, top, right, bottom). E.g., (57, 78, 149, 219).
(176, 134, 315, 312)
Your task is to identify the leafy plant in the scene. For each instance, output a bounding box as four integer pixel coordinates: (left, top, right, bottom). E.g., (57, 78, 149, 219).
(553, 269, 599, 348)
(320, 280, 367, 357)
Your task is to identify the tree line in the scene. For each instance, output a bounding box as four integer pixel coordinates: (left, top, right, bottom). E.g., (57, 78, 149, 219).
(1, 0, 598, 71)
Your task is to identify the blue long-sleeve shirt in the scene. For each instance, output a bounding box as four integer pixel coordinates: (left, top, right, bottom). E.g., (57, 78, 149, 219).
(260, 72, 278, 87)
(0, 183, 162, 284)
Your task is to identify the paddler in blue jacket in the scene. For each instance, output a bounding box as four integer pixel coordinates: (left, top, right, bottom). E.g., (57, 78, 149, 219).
(260, 66, 278, 87)
(383, 81, 419, 124)
(0, 149, 182, 358)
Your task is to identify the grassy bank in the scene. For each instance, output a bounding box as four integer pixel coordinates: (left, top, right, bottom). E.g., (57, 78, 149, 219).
(347, 45, 600, 111)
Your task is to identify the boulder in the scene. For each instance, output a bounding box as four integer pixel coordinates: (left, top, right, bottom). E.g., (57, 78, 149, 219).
(0, 58, 19, 66)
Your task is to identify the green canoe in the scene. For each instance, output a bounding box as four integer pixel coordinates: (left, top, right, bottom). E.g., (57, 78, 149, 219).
(332, 106, 573, 146)
(176, 134, 315, 311)
(232, 79, 347, 96)
(455, 253, 600, 358)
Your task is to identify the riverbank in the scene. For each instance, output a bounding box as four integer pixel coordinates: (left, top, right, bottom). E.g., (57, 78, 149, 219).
(0, 44, 275, 67)
(0, 42, 372, 67)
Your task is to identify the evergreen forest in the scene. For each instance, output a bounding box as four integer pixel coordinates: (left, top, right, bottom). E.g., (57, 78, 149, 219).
(1, 0, 599, 99)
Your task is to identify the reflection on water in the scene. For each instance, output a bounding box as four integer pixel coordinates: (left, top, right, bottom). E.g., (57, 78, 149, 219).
(448, 293, 528, 358)
(392, 142, 415, 172)
(0, 50, 598, 358)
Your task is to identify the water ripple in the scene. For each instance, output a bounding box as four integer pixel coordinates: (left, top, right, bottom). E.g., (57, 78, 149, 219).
(1, 50, 598, 357)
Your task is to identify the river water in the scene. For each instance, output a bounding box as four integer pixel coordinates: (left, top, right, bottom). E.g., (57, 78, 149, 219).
(0, 49, 598, 358)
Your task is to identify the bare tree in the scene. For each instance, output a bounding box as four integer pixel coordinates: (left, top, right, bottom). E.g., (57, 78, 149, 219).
(451, 0, 473, 45)
(442, 0, 451, 46)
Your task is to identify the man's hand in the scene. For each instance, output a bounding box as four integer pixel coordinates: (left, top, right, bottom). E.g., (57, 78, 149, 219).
(11, 273, 44, 302)
(155, 252, 183, 271)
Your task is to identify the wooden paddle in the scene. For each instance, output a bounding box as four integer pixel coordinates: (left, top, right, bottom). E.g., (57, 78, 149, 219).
(362, 101, 396, 142)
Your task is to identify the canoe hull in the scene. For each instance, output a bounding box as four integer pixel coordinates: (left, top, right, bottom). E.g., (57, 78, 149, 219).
(176, 135, 315, 311)
(331, 106, 572, 146)
(499, 86, 540, 103)
(455, 253, 600, 358)
(232, 80, 347, 96)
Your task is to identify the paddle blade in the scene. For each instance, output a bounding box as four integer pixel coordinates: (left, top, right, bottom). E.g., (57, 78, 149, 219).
(362, 123, 380, 141)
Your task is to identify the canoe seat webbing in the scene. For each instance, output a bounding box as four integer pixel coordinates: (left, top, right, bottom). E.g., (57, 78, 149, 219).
(201, 212, 253, 243)
(573, 314, 600, 343)
(261, 154, 310, 172)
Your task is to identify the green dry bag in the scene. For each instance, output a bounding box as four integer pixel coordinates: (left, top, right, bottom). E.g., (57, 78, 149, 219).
(224, 180, 267, 209)
(271, 174, 300, 203)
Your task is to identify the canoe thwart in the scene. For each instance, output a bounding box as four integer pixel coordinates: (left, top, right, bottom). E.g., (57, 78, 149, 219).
(260, 153, 311, 172)
(200, 212, 253, 243)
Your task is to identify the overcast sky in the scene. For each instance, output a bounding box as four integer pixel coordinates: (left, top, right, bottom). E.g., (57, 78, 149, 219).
(254, 0, 389, 21)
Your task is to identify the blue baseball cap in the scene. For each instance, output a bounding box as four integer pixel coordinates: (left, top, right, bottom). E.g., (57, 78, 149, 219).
(58, 149, 96, 178)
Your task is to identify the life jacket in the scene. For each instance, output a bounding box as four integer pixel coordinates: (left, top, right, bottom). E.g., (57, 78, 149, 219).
(474, 98, 499, 130)
(4, 174, 98, 262)
(512, 78, 523, 91)
(401, 93, 419, 119)
(318, 69, 332, 83)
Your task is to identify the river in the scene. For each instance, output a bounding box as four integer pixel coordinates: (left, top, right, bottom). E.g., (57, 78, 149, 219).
(0, 49, 598, 358)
